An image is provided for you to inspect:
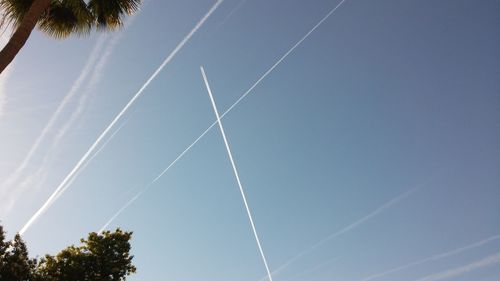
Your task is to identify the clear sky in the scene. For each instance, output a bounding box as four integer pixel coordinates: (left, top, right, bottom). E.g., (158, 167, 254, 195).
(1, 0, 500, 280)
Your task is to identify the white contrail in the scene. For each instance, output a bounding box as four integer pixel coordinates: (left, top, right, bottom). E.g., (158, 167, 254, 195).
(99, 0, 349, 232)
(2, 32, 123, 216)
(53, 118, 131, 203)
(0, 37, 106, 216)
(16, 33, 121, 191)
(1, 36, 107, 189)
(214, 0, 247, 30)
(284, 256, 340, 281)
(256, 187, 418, 281)
(18, 14, 141, 197)
(19, 0, 225, 235)
(201, 66, 274, 281)
(99, 185, 146, 233)
(358, 234, 500, 281)
(413, 252, 500, 281)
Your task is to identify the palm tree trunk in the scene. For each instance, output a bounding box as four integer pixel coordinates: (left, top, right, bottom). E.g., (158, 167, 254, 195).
(0, 0, 51, 74)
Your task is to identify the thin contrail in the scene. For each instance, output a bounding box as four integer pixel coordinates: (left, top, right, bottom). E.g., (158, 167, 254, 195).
(284, 256, 340, 281)
(3, 118, 129, 216)
(413, 252, 500, 281)
(256, 187, 418, 281)
(20, 15, 141, 196)
(53, 118, 131, 203)
(17, 33, 122, 191)
(99, 185, 146, 233)
(358, 234, 500, 281)
(2, 31, 124, 216)
(201, 66, 274, 281)
(19, 0, 225, 235)
(99, 0, 349, 232)
(214, 0, 248, 30)
(1, 36, 107, 189)
(0, 37, 106, 216)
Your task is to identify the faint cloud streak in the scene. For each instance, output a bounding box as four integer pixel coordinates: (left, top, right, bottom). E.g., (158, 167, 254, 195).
(413, 252, 500, 281)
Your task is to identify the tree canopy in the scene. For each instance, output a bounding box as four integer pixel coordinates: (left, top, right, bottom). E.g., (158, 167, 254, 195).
(0, 224, 136, 281)
(0, 0, 142, 73)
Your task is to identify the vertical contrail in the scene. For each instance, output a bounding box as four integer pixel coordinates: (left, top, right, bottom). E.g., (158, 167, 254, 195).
(201, 66, 274, 281)
(358, 234, 500, 281)
(99, 0, 350, 232)
(19, 0, 225, 235)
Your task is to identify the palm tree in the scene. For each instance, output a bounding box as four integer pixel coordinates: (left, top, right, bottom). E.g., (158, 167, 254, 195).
(0, 0, 141, 74)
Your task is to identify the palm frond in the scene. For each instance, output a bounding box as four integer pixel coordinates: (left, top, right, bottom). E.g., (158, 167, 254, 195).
(38, 0, 92, 38)
(87, 0, 140, 30)
(0, 0, 35, 27)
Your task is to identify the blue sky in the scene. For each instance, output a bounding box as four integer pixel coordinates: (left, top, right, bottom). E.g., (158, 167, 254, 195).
(1, 0, 500, 280)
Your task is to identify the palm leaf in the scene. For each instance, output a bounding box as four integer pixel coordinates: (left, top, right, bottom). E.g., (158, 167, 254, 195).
(87, 0, 140, 30)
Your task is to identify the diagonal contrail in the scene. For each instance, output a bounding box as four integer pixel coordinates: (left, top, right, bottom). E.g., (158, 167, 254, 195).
(412, 252, 500, 281)
(256, 187, 419, 281)
(99, 185, 146, 233)
(12, 33, 122, 195)
(358, 234, 500, 281)
(1, 36, 107, 190)
(201, 66, 274, 281)
(21, 14, 142, 198)
(19, 0, 225, 235)
(99, 0, 349, 233)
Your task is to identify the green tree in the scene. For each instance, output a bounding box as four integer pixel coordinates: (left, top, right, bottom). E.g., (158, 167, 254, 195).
(0, 225, 36, 281)
(0, 0, 141, 74)
(0, 225, 136, 281)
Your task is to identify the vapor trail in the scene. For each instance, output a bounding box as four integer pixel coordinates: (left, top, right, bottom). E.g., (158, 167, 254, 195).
(2, 31, 125, 216)
(358, 234, 500, 281)
(15, 33, 121, 193)
(257, 188, 418, 281)
(53, 118, 131, 203)
(99, 0, 349, 231)
(285, 256, 340, 281)
(21, 13, 142, 199)
(413, 252, 500, 281)
(201, 66, 274, 281)
(99, 185, 147, 233)
(1, 36, 107, 190)
(19, 0, 225, 235)
(214, 0, 247, 29)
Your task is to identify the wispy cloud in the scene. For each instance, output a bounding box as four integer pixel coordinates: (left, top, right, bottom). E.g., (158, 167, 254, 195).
(214, 0, 247, 30)
(413, 252, 500, 281)
(0, 37, 107, 217)
(12, 12, 142, 202)
(18, 33, 124, 191)
(19, 0, 225, 235)
(283, 256, 340, 281)
(257, 188, 418, 281)
(1, 30, 129, 217)
(358, 234, 500, 281)
(0, 36, 107, 189)
(201, 66, 274, 281)
(99, 0, 349, 235)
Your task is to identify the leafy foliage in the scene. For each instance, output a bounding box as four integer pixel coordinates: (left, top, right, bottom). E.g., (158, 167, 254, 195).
(0, 225, 136, 281)
(0, 0, 141, 38)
